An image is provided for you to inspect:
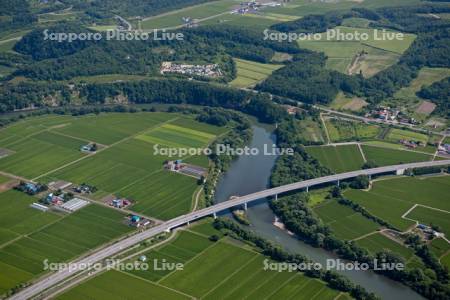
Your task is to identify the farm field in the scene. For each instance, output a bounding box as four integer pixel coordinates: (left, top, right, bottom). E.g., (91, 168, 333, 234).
(345, 176, 450, 231)
(406, 206, 450, 237)
(330, 93, 368, 112)
(306, 144, 364, 173)
(386, 128, 429, 145)
(229, 58, 283, 88)
(314, 200, 380, 240)
(356, 233, 414, 260)
(429, 238, 450, 258)
(297, 26, 415, 76)
(202, 12, 279, 29)
(361, 145, 433, 166)
(0, 190, 133, 295)
(57, 270, 190, 300)
(325, 118, 381, 142)
(139, 0, 240, 30)
(0, 112, 226, 220)
(393, 67, 450, 101)
(295, 119, 326, 144)
(57, 223, 340, 300)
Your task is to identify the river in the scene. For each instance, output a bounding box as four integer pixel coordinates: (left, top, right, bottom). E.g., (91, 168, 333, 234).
(214, 125, 424, 300)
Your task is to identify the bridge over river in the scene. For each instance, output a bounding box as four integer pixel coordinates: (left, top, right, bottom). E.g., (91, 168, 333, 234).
(11, 159, 450, 300)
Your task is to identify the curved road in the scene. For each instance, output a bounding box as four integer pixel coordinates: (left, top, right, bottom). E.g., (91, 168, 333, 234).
(10, 160, 450, 300)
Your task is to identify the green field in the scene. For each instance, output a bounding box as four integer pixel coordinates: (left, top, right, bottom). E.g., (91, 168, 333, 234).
(140, 0, 240, 30)
(314, 200, 380, 240)
(306, 144, 364, 173)
(393, 67, 450, 101)
(58, 224, 340, 300)
(292, 119, 326, 144)
(325, 118, 381, 142)
(429, 238, 450, 258)
(361, 145, 433, 166)
(345, 176, 450, 231)
(298, 26, 415, 76)
(229, 58, 283, 88)
(0, 113, 226, 220)
(386, 128, 429, 145)
(406, 206, 450, 237)
(0, 190, 133, 295)
(57, 270, 190, 300)
(356, 233, 414, 260)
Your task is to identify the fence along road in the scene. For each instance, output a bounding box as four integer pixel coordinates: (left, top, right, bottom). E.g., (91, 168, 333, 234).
(10, 159, 450, 300)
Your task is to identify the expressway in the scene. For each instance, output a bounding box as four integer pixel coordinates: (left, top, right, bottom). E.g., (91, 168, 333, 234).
(10, 159, 450, 300)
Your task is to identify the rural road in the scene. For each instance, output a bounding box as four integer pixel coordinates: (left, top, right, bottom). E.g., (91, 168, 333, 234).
(9, 160, 450, 300)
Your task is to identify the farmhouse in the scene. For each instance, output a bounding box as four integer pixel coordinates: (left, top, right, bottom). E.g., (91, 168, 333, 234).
(80, 143, 98, 153)
(164, 160, 207, 179)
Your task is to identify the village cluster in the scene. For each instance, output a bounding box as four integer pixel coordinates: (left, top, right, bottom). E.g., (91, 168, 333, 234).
(160, 62, 222, 78)
(231, 0, 281, 15)
(366, 106, 417, 125)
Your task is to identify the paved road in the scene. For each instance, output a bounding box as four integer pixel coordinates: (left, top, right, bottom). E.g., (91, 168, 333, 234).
(10, 160, 450, 300)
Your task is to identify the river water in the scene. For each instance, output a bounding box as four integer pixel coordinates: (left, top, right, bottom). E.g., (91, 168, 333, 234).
(214, 125, 423, 300)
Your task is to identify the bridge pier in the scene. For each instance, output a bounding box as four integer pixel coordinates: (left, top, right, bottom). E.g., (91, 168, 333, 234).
(213, 212, 217, 219)
(275, 194, 278, 201)
(243, 202, 247, 211)
(337, 180, 340, 187)
(368, 174, 372, 181)
(396, 169, 405, 176)
(306, 186, 309, 193)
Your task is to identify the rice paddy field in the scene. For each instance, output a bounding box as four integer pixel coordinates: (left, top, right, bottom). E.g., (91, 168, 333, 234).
(58, 223, 341, 300)
(0, 190, 133, 295)
(360, 145, 433, 166)
(345, 176, 450, 231)
(314, 200, 380, 240)
(306, 144, 365, 173)
(406, 206, 450, 237)
(0, 112, 227, 220)
(229, 58, 283, 88)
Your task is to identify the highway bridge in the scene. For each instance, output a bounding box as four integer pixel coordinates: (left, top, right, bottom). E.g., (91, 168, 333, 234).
(10, 159, 450, 300)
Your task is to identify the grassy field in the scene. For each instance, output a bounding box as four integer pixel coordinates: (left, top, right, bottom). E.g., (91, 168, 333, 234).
(356, 233, 414, 259)
(295, 119, 326, 144)
(406, 206, 450, 237)
(393, 67, 450, 101)
(0, 190, 133, 295)
(345, 176, 450, 231)
(297, 26, 415, 76)
(58, 223, 340, 300)
(386, 128, 429, 145)
(361, 145, 433, 166)
(229, 58, 283, 88)
(314, 200, 380, 240)
(330, 92, 368, 112)
(306, 144, 364, 173)
(325, 118, 381, 142)
(429, 238, 450, 258)
(0, 113, 226, 220)
(140, 0, 240, 30)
